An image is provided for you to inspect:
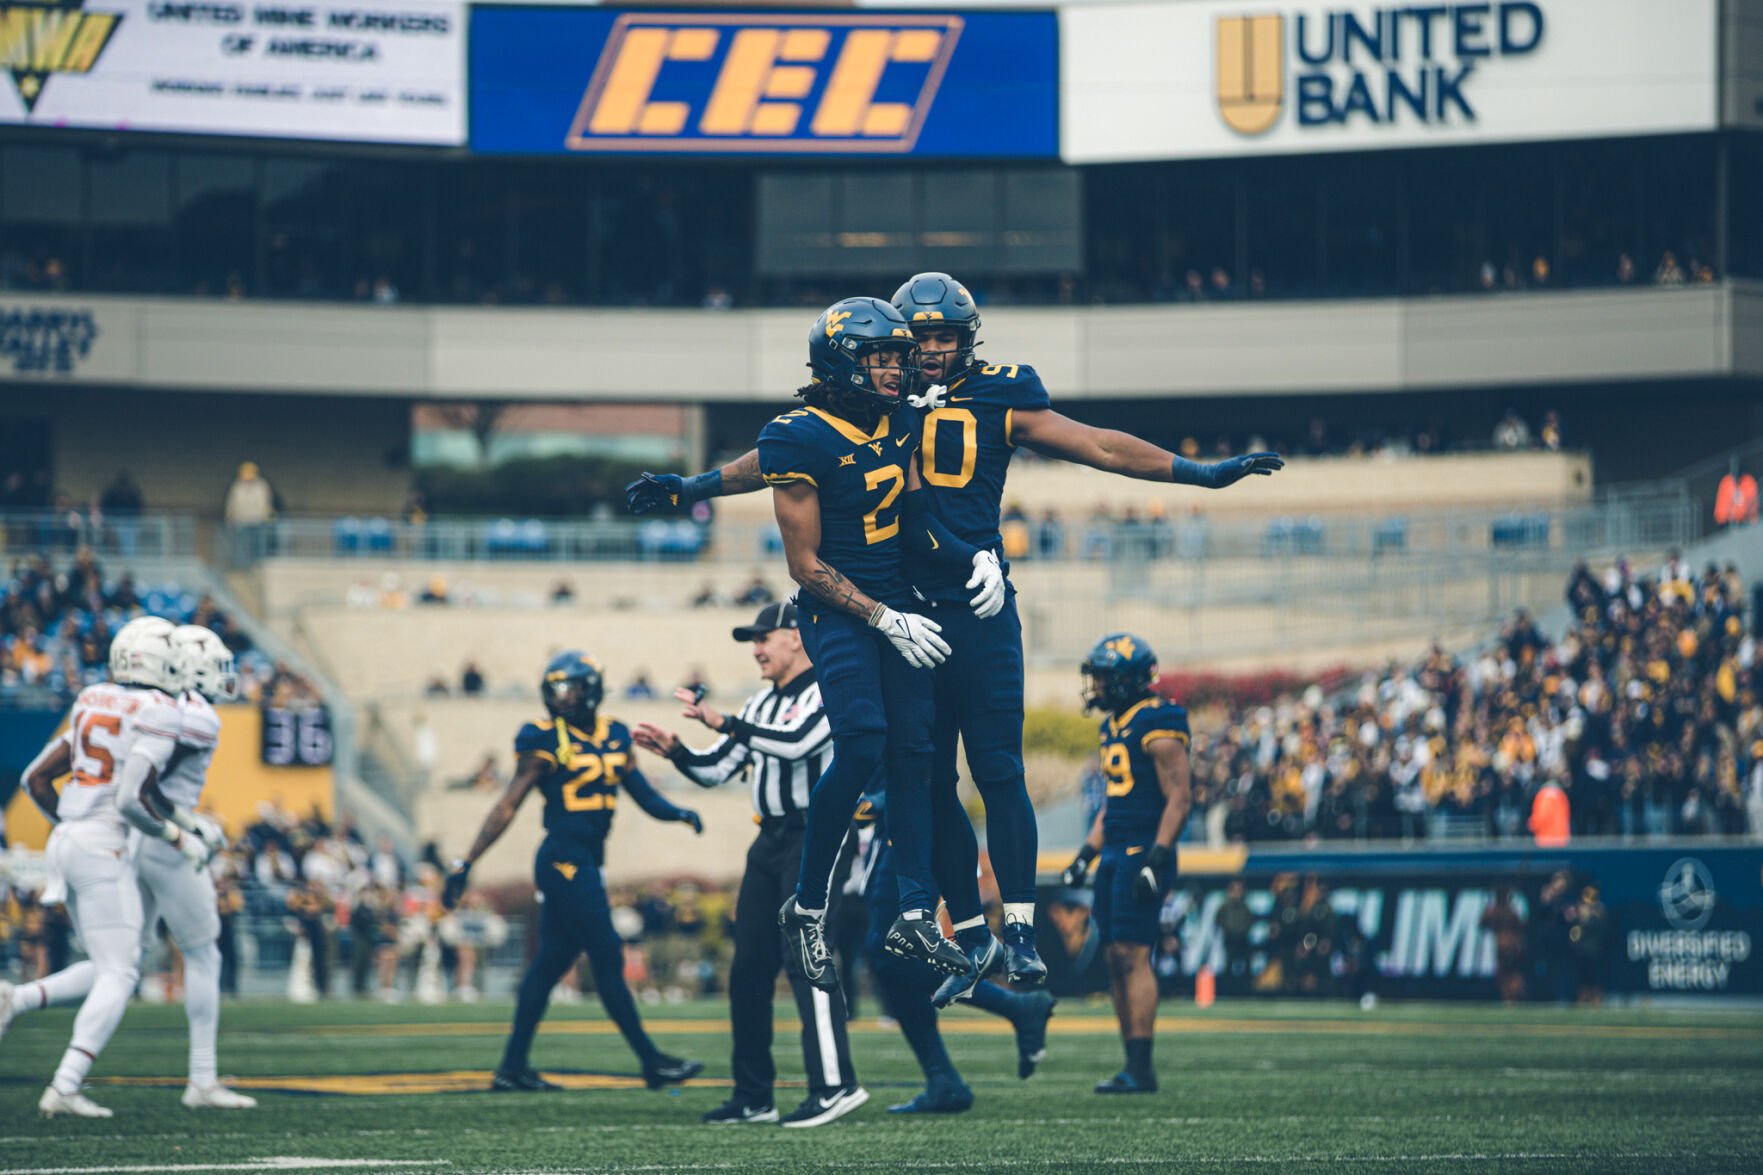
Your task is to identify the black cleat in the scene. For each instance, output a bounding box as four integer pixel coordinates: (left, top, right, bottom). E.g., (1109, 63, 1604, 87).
(885, 912, 973, 979)
(1094, 1069, 1158, 1095)
(932, 932, 1002, 1008)
(887, 1083, 974, 1114)
(781, 1085, 869, 1128)
(490, 1069, 560, 1092)
(643, 1055, 704, 1090)
(1014, 989, 1057, 1079)
(700, 1098, 780, 1125)
(779, 899, 838, 992)
(1002, 921, 1048, 986)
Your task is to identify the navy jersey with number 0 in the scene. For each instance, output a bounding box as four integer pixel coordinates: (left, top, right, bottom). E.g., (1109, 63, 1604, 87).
(912, 362, 1051, 602)
(515, 716, 639, 852)
(1097, 696, 1190, 846)
(758, 404, 922, 604)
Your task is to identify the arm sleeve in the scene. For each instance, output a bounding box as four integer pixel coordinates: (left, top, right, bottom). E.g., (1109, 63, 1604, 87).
(903, 489, 983, 568)
(724, 687, 832, 762)
(620, 766, 691, 823)
(669, 735, 752, 788)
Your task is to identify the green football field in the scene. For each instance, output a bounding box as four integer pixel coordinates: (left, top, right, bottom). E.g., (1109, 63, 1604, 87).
(2, 996, 1761, 1174)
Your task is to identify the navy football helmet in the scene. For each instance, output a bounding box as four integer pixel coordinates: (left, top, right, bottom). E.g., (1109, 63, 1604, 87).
(542, 650, 604, 724)
(1081, 632, 1158, 713)
(891, 272, 980, 380)
(803, 297, 920, 424)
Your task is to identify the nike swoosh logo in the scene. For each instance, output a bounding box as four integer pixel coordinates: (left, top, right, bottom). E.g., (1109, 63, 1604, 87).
(896, 435, 911, 446)
(1125, 845, 1145, 856)
(928, 533, 940, 551)
(949, 396, 974, 402)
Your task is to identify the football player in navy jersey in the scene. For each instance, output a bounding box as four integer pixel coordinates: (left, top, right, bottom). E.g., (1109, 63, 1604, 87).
(441, 652, 705, 1092)
(627, 275, 1279, 996)
(1061, 633, 1192, 1095)
(757, 297, 1001, 995)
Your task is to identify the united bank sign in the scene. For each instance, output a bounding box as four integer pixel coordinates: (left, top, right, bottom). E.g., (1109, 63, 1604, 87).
(1061, 0, 1718, 163)
(1216, 3, 1544, 135)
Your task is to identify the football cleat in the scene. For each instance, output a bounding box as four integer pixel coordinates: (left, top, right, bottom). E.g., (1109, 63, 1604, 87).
(182, 1082, 258, 1110)
(490, 1069, 561, 1092)
(0, 980, 16, 1044)
(1014, 989, 1057, 1079)
(779, 899, 838, 992)
(781, 1084, 869, 1128)
(40, 1086, 113, 1118)
(700, 1098, 780, 1125)
(885, 912, 973, 979)
(887, 1083, 974, 1114)
(643, 1054, 704, 1090)
(932, 932, 1003, 1008)
(1002, 921, 1048, 985)
(1094, 1069, 1158, 1095)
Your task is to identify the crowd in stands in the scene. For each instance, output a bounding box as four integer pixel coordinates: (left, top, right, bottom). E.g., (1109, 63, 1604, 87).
(1166, 556, 1762, 845)
(0, 547, 316, 705)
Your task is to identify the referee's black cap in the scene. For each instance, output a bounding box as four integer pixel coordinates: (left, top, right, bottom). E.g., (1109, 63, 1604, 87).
(732, 601, 799, 642)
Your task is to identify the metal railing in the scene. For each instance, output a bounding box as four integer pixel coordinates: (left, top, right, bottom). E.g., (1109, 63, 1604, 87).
(0, 510, 198, 560)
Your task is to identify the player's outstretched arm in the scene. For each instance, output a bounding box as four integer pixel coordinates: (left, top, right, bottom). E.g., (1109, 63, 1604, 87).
(625, 449, 764, 514)
(1012, 409, 1283, 488)
(21, 734, 71, 824)
(1135, 736, 1193, 900)
(459, 755, 545, 867)
(621, 766, 703, 833)
(774, 480, 949, 667)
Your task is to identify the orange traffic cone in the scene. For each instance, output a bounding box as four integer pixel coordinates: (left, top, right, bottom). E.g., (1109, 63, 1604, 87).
(1195, 966, 1216, 1009)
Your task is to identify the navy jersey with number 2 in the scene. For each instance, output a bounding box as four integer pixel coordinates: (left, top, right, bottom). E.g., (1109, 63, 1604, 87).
(758, 404, 922, 606)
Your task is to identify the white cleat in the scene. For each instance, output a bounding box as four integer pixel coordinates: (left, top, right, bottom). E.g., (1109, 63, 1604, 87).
(0, 980, 15, 1044)
(182, 1082, 259, 1110)
(40, 1086, 114, 1118)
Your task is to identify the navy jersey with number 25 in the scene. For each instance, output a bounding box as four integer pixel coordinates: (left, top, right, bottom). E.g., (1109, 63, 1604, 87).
(758, 404, 922, 605)
(1098, 696, 1190, 847)
(912, 362, 1051, 602)
(515, 716, 643, 856)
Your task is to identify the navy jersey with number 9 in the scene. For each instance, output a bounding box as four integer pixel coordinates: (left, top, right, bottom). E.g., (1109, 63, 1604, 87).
(758, 404, 922, 605)
(912, 362, 1051, 602)
(1097, 696, 1190, 847)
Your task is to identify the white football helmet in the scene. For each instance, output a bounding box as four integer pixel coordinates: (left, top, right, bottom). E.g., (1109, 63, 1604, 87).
(172, 624, 239, 702)
(109, 616, 182, 692)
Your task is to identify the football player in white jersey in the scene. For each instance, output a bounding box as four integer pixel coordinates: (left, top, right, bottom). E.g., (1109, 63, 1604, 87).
(2, 616, 216, 1118)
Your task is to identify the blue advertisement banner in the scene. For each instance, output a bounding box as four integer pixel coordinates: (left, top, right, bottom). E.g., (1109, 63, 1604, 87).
(469, 7, 1058, 156)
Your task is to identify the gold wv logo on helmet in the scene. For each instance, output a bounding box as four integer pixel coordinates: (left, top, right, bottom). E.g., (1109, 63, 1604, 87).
(825, 309, 854, 338)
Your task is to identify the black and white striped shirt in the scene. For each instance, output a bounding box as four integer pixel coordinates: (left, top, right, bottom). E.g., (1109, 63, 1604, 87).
(668, 670, 830, 820)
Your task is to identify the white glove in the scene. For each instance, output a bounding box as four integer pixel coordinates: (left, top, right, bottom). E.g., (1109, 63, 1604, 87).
(967, 550, 1005, 619)
(869, 605, 950, 669)
(907, 383, 948, 410)
(170, 826, 214, 872)
(192, 814, 227, 854)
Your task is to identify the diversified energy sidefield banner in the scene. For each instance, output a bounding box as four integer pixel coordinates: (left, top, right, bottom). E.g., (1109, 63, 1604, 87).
(469, 6, 1059, 156)
(1038, 844, 1762, 1000)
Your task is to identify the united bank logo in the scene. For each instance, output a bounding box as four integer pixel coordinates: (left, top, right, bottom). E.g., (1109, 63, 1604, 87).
(0, 306, 99, 376)
(1215, 3, 1545, 136)
(565, 12, 964, 153)
(0, 0, 123, 114)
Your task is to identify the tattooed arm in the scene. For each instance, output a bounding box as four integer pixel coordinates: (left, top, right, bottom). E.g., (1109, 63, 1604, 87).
(718, 449, 764, 495)
(771, 480, 882, 621)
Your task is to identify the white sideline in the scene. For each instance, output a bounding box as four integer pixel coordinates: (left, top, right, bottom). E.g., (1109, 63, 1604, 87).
(6, 1160, 447, 1174)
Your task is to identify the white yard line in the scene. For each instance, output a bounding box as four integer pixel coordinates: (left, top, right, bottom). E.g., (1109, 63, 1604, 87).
(5, 1159, 447, 1174)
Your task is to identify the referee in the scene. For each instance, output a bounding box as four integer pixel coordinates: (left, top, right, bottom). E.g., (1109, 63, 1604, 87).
(632, 601, 865, 1129)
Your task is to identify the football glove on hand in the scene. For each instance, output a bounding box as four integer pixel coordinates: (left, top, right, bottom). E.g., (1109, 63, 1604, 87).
(966, 550, 1006, 619)
(442, 860, 471, 910)
(869, 605, 950, 669)
(1062, 844, 1099, 888)
(681, 810, 704, 835)
(1176, 451, 1284, 490)
(1133, 845, 1173, 902)
(168, 826, 213, 872)
(908, 383, 949, 410)
(625, 472, 686, 515)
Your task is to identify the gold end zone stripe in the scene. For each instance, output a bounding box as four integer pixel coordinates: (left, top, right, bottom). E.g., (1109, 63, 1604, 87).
(1035, 844, 1247, 876)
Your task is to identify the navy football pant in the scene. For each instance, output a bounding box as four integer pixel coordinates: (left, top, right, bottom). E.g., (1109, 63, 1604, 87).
(795, 598, 937, 914)
(501, 838, 658, 1075)
(928, 594, 1036, 912)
